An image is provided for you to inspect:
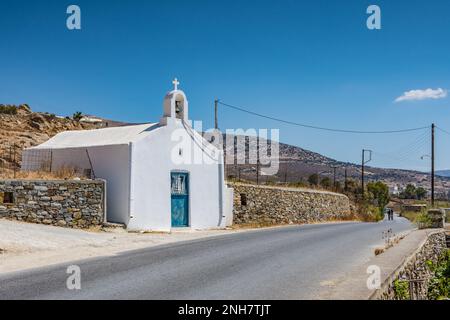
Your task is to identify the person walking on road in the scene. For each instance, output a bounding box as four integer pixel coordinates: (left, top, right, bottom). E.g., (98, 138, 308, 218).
(389, 209, 394, 221)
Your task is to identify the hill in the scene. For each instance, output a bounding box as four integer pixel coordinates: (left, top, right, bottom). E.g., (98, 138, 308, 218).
(222, 134, 450, 197)
(436, 170, 450, 177)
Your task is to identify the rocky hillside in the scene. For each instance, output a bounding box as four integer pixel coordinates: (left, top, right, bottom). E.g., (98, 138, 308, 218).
(0, 105, 114, 171)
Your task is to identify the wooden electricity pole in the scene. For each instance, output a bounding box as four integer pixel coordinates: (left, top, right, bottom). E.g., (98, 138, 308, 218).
(431, 123, 435, 207)
(214, 99, 219, 130)
(332, 166, 337, 191)
(256, 137, 260, 185)
(344, 167, 348, 192)
(361, 149, 372, 199)
(361, 150, 365, 197)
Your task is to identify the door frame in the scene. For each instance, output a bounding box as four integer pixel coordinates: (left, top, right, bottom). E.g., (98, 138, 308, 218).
(170, 170, 190, 228)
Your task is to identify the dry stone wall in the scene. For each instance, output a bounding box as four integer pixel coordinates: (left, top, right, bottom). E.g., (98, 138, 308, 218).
(0, 179, 105, 228)
(229, 183, 351, 225)
(377, 231, 447, 300)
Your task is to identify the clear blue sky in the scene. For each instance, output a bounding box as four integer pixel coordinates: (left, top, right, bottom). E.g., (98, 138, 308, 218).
(1, 0, 449, 171)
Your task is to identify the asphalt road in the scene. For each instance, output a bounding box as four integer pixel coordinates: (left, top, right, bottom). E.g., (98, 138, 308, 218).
(0, 216, 413, 300)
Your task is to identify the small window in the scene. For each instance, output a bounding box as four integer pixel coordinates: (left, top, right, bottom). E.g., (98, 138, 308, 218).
(1, 192, 14, 204)
(240, 193, 247, 206)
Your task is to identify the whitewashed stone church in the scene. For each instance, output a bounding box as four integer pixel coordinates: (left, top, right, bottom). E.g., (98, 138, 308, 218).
(22, 80, 233, 231)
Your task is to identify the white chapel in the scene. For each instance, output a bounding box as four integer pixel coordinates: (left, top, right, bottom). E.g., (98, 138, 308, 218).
(21, 80, 233, 231)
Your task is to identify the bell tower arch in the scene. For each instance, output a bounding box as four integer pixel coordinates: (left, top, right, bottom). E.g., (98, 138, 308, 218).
(161, 78, 189, 125)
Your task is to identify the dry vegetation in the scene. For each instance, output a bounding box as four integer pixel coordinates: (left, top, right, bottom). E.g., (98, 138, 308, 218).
(0, 167, 90, 180)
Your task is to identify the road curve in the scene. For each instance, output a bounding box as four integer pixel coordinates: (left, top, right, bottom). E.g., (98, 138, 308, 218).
(0, 217, 413, 300)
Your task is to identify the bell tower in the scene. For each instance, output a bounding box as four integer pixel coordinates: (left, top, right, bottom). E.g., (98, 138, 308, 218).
(160, 78, 189, 126)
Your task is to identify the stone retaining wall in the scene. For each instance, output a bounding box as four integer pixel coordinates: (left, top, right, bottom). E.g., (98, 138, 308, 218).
(229, 182, 351, 225)
(376, 231, 447, 300)
(0, 179, 106, 228)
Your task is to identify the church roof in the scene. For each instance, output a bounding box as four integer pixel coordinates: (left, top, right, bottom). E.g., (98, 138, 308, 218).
(29, 123, 159, 149)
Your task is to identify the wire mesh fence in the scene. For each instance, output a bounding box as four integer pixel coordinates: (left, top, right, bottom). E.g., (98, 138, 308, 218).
(0, 143, 96, 179)
(0, 142, 24, 178)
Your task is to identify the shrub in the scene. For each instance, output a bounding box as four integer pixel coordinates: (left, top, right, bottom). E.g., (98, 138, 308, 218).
(72, 111, 83, 121)
(0, 104, 18, 115)
(393, 280, 410, 300)
(308, 173, 319, 186)
(320, 177, 332, 189)
(427, 250, 450, 300)
(415, 211, 432, 229)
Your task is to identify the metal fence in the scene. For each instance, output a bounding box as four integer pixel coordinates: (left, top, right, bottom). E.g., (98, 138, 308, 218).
(0, 143, 97, 179)
(0, 143, 23, 178)
(0, 143, 54, 178)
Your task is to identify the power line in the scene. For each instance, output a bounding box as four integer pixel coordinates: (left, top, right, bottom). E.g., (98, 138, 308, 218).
(218, 101, 430, 134)
(373, 132, 430, 163)
(436, 126, 450, 136)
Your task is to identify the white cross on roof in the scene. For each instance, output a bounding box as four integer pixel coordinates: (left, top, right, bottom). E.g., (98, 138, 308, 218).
(172, 78, 180, 91)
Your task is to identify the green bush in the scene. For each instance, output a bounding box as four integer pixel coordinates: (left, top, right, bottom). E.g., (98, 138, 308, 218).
(358, 202, 384, 222)
(415, 211, 432, 229)
(393, 280, 410, 300)
(308, 173, 319, 186)
(0, 104, 18, 115)
(427, 250, 450, 300)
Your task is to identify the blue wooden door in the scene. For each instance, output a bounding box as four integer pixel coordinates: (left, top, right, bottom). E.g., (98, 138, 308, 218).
(171, 172, 189, 227)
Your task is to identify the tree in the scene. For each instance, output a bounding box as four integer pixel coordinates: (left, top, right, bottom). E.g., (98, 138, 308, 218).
(367, 181, 390, 213)
(345, 179, 358, 193)
(72, 111, 83, 121)
(415, 187, 427, 200)
(308, 173, 319, 186)
(400, 184, 417, 199)
(320, 177, 332, 189)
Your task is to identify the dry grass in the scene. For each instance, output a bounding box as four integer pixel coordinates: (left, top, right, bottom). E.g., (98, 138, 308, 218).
(0, 166, 88, 180)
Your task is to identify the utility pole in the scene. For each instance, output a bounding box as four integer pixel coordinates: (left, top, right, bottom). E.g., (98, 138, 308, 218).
(332, 166, 337, 191)
(431, 123, 435, 207)
(13, 143, 16, 179)
(215, 99, 227, 179)
(344, 167, 348, 192)
(361, 149, 372, 199)
(256, 137, 260, 185)
(256, 161, 260, 185)
(214, 99, 219, 130)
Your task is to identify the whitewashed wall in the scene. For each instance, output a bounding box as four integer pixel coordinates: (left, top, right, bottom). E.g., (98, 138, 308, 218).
(128, 122, 226, 231)
(224, 186, 234, 227)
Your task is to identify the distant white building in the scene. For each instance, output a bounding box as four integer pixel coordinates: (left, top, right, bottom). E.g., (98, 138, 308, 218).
(79, 116, 103, 125)
(389, 184, 400, 196)
(22, 80, 233, 231)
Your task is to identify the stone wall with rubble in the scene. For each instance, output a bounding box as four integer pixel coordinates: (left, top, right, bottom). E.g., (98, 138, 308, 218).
(376, 231, 447, 300)
(229, 183, 351, 225)
(0, 179, 105, 228)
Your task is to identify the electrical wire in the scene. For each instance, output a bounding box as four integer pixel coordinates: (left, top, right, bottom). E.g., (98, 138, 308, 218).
(218, 101, 430, 134)
(436, 126, 450, 136)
